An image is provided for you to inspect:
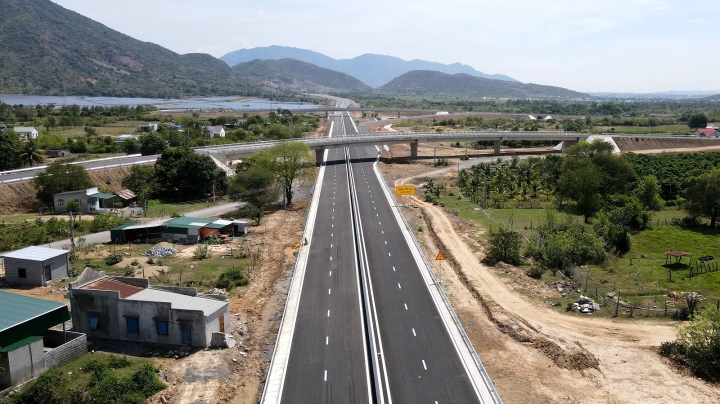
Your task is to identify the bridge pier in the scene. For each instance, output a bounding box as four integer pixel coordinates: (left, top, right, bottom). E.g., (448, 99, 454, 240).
(561, 139, 579, 150)
(410, 142, 418, 158)
(494, 140, 501, 155)
(315, 149, 325, 166)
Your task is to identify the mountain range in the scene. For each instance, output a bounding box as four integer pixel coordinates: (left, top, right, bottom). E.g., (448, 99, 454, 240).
(221, 45, 516, 88)
(378, 71, 587, 99)
(0, 0, 253, 97)
(0, 0, 587, 100)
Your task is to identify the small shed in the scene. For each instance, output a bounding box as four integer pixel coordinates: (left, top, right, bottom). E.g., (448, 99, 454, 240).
(233, 220, 249, 235)
(2, 246, 69, 286)
(0, 291, 85, 389)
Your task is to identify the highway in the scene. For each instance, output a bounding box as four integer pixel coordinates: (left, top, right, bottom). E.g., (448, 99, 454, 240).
(348, 116, 485, 403)
(279, 116, 371, 404)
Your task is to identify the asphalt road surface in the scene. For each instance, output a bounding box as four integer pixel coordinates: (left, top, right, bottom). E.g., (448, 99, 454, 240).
(280, 119, 371, 404)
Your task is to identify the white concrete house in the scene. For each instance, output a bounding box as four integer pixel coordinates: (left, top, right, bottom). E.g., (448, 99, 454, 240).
(205, 125, 226, 139)
(13, 126, 39, 141)
(53, 187, 114, 214)
(70, 269, 230, 348)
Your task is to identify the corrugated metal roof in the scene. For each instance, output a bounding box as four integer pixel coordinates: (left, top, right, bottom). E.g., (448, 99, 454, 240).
(0, 291, 68, 332)
(81, 278, 144, 298)
(205, 219, 233, 229)
(89, 192, 115, 199)
(123, 218, 171, 230)
(2, 246, 68, 261)
(114, 189, 136, 200)
(126, 288, 227, 316)
(0, 291, 70, 347)
(110, 221, 138, 231)
(55, 188, 88, 196)
(167, 217, 213, 229)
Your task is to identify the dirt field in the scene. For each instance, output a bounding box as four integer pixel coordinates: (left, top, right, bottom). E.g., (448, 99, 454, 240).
(379, 143, 720, 403)
(147, 201, 307, 404)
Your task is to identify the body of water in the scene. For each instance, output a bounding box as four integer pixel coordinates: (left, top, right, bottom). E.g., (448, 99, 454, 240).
(0, 95, 321, 111)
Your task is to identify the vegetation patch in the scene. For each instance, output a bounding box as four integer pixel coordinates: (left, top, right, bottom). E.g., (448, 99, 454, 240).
(1, 353, 164, 404)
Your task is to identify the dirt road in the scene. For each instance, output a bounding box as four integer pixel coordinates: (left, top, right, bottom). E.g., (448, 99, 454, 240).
(387, 164, 720, 403)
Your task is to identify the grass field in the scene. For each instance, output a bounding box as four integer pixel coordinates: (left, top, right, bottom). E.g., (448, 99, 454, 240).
(436, 191, 720, 310)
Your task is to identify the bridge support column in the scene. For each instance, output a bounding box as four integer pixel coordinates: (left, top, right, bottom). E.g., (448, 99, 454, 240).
(493, 140, 501, 155)
(561, 139, 579, 150)
(315, 149, 325, 166)
(410, 142, 418, 158)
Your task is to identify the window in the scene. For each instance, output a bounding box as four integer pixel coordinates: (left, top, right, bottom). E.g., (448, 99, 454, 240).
(126, 317, 139, 334)
(156, 320, 168, 336)
(89, 315, 99, 330)
(18, 268, 26, 278)
(59, 201, 64, 207)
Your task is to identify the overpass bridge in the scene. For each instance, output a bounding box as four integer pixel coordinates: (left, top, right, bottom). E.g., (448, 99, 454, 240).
(195, 131, 589, 165)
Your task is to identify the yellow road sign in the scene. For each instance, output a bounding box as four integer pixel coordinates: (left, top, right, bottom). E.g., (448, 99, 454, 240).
(436, 251, 446, 260)
(395, 185, 416, 196)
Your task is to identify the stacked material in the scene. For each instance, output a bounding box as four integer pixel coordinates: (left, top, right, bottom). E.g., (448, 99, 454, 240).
(143, 246, 179, 258)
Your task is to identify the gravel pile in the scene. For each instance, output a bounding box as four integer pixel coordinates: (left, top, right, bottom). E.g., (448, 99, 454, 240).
(143, 246, 179, 258)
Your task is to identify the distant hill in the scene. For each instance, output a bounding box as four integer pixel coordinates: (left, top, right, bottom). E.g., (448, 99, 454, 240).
(379, 71, 587, 99)
(0, 0, 254, 97)
(221, 46, 517, 87)
(232, 59, 371, 93)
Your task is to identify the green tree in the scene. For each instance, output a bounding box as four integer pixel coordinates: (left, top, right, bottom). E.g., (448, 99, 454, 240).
(636, 175, 663, 210)
(19, 139, 45, 167)
(229, 164, 280, 214)
(122, 165, 156, 194)
(66, 200, 82, 214)
(122, 138, 140, 154)
(558, 141, 635, 222)
(154, 147, 227, 200)
(483, 225, 523, 266)
(687, 113, 709, 130)
(139, 132, 168, 156)
(0, 131, 22, 170)
(253, 142, 312, 206)
(36, 133, 66, 150)
(32, 162, 94, 204)
(684, 169, 720, 227)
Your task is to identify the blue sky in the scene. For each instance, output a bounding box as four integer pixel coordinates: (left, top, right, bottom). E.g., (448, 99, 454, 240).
(52, 0, 719, 93)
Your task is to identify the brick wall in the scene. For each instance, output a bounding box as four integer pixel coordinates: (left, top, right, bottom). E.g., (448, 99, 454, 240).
(43, 331, 87, 371)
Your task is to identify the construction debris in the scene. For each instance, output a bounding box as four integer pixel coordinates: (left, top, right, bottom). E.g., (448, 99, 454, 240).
(572, 295, 601, 314)
(143, 246, 179, 258)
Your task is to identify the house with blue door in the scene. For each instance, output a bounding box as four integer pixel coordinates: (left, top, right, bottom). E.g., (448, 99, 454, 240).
(69, 268, 229, 348)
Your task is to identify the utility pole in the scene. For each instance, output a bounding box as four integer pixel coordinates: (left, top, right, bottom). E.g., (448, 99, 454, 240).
(212, 181, 216, 203)
(69, 211, 76, 261)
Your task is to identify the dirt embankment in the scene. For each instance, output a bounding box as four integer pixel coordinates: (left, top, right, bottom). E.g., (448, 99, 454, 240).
(380, 157, 720, 403)
(613, 136, 720, 153)
(0, 165, 137, 214)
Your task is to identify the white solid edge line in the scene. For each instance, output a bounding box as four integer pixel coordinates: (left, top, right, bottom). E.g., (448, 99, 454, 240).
(261, 125, 332, 404)
(372, 160, 500, 404)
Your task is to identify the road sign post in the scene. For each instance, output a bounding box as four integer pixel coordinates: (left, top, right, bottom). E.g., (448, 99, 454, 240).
(395, 185, 415, 196)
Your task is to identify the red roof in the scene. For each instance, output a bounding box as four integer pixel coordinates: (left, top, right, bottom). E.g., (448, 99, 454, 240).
(81, 278, 144, 298)
(696, 128, 719, 136)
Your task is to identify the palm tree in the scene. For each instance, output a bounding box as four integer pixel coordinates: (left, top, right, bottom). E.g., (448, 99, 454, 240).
(19, 139, 45, 167)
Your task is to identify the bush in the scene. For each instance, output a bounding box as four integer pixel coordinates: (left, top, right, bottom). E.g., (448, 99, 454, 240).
(662, 307, 720, 381)
(193, 243, 212, 260)
(526, 266, 545, 279)
(108, 355, 132, 369)
(105, 253, 123, 266)
(215, 266, 249, 290)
